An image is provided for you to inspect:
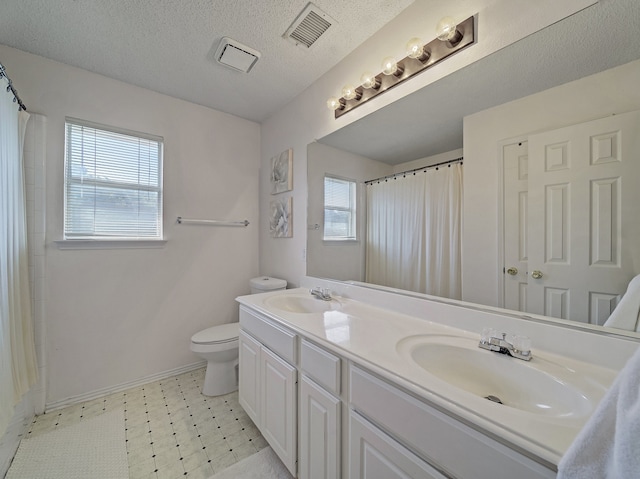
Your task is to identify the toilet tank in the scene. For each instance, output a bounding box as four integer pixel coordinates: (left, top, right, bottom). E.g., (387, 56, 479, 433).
(250, 276, 287, 294)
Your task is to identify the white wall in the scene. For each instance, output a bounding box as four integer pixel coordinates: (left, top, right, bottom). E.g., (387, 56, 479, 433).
(259, 0, 593, 287)
(462, 59, 640, 307)
(0, 45, 261, 406)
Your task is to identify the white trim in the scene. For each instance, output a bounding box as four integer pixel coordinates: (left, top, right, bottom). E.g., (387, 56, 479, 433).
(496, 139, 506, 308)
(322, 239, 358, 244)
(55, 239, 167, 250)
(496, 135, 529, 309)
(44, 361, 206, 412)
(65, 116, 164, 143)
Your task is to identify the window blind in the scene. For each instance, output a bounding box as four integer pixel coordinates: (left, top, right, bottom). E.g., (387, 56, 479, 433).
(64, 119, 163, 239)
(324, 176, 356, 240)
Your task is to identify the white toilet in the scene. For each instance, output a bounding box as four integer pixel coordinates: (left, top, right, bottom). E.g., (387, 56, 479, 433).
(190, 276, 287, 396)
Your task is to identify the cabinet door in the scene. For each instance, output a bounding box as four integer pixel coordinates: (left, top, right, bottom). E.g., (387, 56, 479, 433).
(261, 346, 298, 476)
(299, 375, 341, 479)
(349, 411, 446, 479)
(238, 330, 261, 425)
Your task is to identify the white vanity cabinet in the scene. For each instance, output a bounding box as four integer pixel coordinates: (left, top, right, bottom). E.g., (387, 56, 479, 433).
(299, 339, 341, 479)
(238, 307, 297, 476)
(235, 291, 571, 479)
(349, 365, 556, 479)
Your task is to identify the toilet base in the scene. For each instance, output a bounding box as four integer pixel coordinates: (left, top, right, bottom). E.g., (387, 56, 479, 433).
(202, 359, 239, 396)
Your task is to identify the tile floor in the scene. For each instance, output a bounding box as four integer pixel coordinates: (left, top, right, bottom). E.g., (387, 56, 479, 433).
(25, 368, 268, 479)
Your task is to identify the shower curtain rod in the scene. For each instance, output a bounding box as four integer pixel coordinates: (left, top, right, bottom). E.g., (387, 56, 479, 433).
(365, 157, 463, 185)
(0, 62, 27, 111)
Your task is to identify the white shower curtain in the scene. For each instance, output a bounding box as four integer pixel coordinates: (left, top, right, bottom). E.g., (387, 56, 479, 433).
(365, 164, 462, 299)
(0, 88, 38, 436)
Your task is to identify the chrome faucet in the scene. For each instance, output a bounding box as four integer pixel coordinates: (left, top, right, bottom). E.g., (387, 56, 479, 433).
(478, 329, 532, 361)
(310, 287, 332, 301)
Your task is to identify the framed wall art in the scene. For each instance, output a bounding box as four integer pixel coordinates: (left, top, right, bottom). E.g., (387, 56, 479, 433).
(270, 148, 293, 194)
(269, 197, 292, 238)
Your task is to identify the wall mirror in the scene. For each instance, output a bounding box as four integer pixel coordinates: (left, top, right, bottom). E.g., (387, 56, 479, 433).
(306, 0, 640, 338)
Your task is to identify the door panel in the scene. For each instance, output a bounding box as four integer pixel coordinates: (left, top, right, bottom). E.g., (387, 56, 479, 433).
(299, 376, 340, 479)
(238, 330, 261, 424)
(526, 110, 640, 322)
(261, 346, 297, 475)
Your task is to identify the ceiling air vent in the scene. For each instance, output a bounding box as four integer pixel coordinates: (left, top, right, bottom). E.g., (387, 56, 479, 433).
(284, 2, 335, 48)
(214, 37, 261, 73)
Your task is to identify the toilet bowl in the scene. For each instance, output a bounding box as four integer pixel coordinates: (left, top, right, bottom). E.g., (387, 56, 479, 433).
(190, 322, 240, 397)
(190, 276, 287, 396)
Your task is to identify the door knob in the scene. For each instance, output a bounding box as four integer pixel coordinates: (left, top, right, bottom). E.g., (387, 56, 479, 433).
(506, 267, 518, 276)
(531, 270, 543, 279)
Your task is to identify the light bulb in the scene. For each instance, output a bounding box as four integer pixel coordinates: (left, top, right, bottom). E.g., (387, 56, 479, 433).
(341, 84, 358, 100)
(360, 72, 379, 89)
(381, 57, 398, 76)
(436, 16, 459, 41)
(406, 37, 424, 59)
(326, 96, 343, 111)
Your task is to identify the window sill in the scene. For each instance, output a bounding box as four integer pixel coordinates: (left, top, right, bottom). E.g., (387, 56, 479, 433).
(322, 239, 359, 244)
(55, 239, 167, 250)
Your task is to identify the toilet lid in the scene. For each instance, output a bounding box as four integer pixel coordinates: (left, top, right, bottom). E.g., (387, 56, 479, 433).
(191, 323, 240, 345)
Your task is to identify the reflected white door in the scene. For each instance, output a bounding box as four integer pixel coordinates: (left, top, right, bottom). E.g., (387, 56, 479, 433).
(503, 141, 529, 312)
(526, 110, 640, 323)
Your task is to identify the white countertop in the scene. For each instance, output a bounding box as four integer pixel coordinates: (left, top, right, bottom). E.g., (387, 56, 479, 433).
(236, 286, 627, 468)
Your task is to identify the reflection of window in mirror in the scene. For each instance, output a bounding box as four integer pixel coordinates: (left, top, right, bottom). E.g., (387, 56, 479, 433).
(323, 175, 356, 241)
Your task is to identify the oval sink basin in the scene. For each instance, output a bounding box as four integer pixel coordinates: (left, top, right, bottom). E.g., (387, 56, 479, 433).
(397, 335, 599, 417)
(265, 294, 341, 314)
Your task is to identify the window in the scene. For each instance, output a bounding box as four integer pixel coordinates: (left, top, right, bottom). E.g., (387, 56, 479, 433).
(323, 175, 356, 240)
(64, 118, 163, 241)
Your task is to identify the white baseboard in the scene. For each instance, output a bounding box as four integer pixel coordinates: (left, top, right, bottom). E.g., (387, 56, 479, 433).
(45, 361, 207, 412)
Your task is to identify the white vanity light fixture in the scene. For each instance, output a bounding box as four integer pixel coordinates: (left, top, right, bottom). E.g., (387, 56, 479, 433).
(436, 16, 463, 44)
(326, 96, 345, 111)
(381, 56, 405, 77)
(326, 15, 476, 118)
(406, 37, 431, 63)
(341, 84, 362, 101)
(360, 71, 381, 90)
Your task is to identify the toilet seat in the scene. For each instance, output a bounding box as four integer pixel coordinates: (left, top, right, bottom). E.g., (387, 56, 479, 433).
(191, 322, 239, 345)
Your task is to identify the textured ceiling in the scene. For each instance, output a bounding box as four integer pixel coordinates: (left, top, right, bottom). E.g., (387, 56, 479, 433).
(0, 0, 412, 122)
(320, 0, 640, 164)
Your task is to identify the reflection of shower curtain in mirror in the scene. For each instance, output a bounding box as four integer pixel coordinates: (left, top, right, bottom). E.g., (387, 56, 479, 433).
(365, 164, 462, 299)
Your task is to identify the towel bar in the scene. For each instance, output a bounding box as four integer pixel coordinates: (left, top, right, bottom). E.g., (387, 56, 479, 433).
(176, 217, 249, 227)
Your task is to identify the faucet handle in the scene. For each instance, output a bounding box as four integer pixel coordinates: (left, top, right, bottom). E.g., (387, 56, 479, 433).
(481, 327, 497, 343)
(512, 335, 532, 353)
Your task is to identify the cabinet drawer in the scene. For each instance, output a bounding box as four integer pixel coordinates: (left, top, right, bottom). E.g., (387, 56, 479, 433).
(349, 410, 446, 479)
(240, 306, 297, 364)
(349, 365, 555, 479)
(300, 339, 341, 395)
